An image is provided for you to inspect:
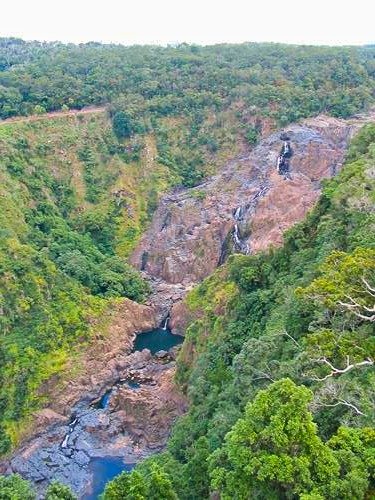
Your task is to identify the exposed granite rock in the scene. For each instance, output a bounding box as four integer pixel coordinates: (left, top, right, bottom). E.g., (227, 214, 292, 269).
(131, 115, 358, 288)
(169, 300, 194, 336)
(2, 353, 186, 498)
(130, 112, 375, 331)
(110, 364, 187, 450)
(33, 409, 67, 429)
(35, 298, 157, 418)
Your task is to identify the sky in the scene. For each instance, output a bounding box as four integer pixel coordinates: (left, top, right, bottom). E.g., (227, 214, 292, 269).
(1, 0, 374, 47)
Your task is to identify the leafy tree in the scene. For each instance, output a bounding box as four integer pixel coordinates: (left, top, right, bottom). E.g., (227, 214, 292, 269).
(147, 464, 177, 500)
(33, 104, 46, 115)
(101, 470, 147, 500)
(245, 125, 260, 146)
(184, 436, 211, 499)
(112, 111, 134, 139)
(209, 379, 339, 499)
(0, 424, 12, 455)
(326, 427, 375, 500)
(45, 481, 77, 500)
(0, 474, 36, 500)
(102, 464, 177, 500)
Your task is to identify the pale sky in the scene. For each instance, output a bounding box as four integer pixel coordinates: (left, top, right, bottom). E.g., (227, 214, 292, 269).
(1, 0, 374, 46)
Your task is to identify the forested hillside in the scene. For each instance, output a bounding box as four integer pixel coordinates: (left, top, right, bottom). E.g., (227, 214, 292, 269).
(0, 81, 244, 451)
(1, 39, 375, 122)
(0, 38, 374, 499)
(103, 125, 375, 498)
(0, 112, 150, 452)
(1, 39, 375, 188)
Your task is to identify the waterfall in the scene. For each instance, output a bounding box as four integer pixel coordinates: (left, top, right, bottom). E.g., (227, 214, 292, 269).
(61, 417, 78, 449)
(276, 156, 282, 173)
(233, 224, 242, 247)
(232, 221, 249, 254)
(221, 187, 268, 265)
(276, 136, 292, 178)
(161, 316, 169, 330)
(61, 434, 69, 449)
(234, 206, 243, 221)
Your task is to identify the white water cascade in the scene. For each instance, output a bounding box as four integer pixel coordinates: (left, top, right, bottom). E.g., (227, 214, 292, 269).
(232, 207, 249, 254)
(61, 417, 78, 449)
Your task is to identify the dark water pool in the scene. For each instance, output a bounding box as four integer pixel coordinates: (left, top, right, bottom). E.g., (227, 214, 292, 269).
(125, 380, 141, 389)
(133, 328, 183, 354)
(83, 457, 134, 499)
(92, 390, 112, 410)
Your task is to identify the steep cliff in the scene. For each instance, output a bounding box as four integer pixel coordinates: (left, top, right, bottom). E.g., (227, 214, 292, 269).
(131, 112, 374, 328)
(112, 122, 375, 500)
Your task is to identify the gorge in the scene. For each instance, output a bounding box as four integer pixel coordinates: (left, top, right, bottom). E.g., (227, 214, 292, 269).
(1, 108, 373, 498)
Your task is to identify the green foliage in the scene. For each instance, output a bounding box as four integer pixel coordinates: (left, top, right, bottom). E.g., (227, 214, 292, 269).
(1, 38, 375, 494)
(0, 114, 155, 452)
(0, 474, 36, 500)
(0, 40, 374, 123)
(45, 481, 77, 500)
(345, 123, 375, 162)
(210, 379, 374, 499)
(245, 125, 260, 146)
(112, 111, 136, 139)
(147, 464, 177, 500)
(299, 247, 375, 308)
(1, 39, 375, 187)
(101, 464, 177, 500)
(124, 124, 375, 498)
(209, 379, 337, 499)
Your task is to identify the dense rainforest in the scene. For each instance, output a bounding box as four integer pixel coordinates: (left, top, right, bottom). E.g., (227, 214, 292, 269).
(1, 39, 375, 187)
(0, 38, 374, 499)
(102, 125, 375, 499)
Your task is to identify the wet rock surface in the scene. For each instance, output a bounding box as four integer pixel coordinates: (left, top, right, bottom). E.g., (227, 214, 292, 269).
(130, 113, 374, 331)
(3, 349, 186, 498)
(131, 115, 356, 287)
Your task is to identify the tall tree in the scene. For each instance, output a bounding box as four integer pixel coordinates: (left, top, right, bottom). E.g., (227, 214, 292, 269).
(209, 379, 339, 499)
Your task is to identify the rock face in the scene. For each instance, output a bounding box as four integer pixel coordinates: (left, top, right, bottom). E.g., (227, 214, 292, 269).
(110, 362, 187, 450)
(169, 300, 195, 336)
(35, 298, 158, 417)
(130, 113, 373, 330)
(131, 115, 356, 287)
(2, 350, 186, 498)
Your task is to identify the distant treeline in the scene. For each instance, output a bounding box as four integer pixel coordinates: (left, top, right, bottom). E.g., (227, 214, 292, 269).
(0, 38, 374, 124)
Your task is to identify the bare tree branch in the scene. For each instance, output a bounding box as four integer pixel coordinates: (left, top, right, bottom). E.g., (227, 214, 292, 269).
(362, 277, 375, 297)
(281, 330, 301, 347)
(310, 356, 373, 381)
(252, 364, 275, 383)
(252, 372, 275, 382)
(338, 295, 375, 322)
(318, 399, 366, 416)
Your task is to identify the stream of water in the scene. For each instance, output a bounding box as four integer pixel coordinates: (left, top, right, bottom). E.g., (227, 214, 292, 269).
(79, 327, 182, 499)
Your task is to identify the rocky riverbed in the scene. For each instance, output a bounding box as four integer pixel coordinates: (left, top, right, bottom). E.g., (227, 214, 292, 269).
(2, 110, 374, 498)
(1, 335, 186, 498)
